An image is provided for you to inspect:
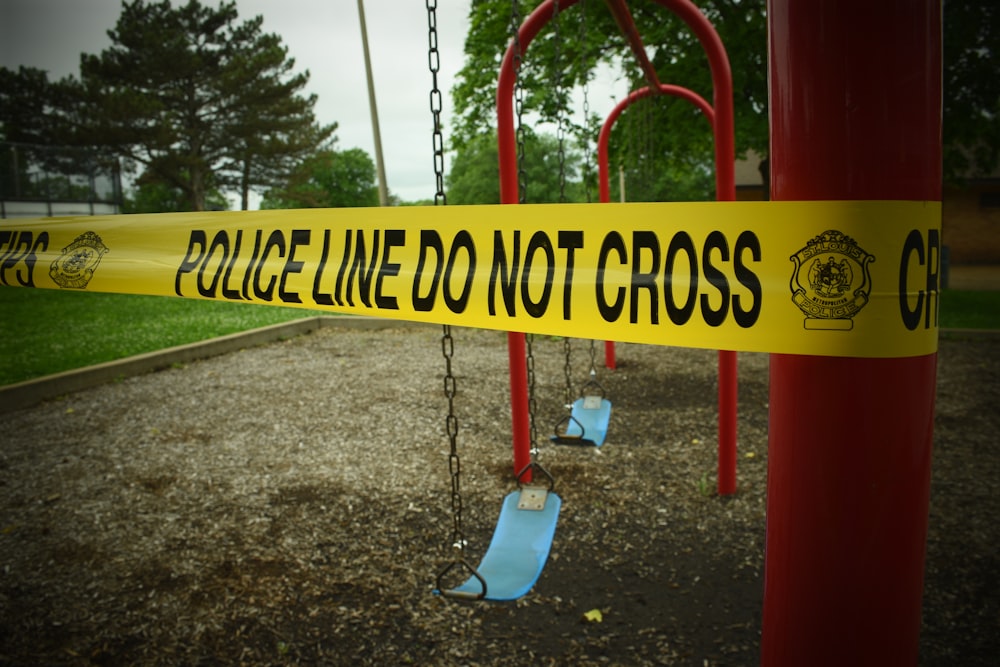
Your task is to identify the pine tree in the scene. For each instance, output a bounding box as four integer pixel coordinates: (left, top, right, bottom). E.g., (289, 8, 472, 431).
(75, 0, 334, 211)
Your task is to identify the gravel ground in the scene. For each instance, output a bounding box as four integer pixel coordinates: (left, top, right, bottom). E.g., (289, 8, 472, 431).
(0, 322, 997, 665)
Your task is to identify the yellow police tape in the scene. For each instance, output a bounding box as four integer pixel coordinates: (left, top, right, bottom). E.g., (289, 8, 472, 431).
(1, 200, 941, 358)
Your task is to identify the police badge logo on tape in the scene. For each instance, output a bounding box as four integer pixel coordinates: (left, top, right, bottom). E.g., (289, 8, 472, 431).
(790, 230, 874, 331)
(49, 231, 109, 289)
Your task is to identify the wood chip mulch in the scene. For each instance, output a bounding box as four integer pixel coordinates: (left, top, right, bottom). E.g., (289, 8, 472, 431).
(1, 324, 997, 665)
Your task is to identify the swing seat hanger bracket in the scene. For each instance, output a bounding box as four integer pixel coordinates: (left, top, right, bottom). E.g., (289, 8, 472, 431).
(553, 414, 588, 443)
(580, 376, 607, 401)
(435, 558, 487, 600)
(516, 461, 556, 510)
(518, 486, 549, 511)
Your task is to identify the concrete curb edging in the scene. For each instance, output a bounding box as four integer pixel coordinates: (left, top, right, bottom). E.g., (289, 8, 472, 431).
(0, 316, 433, 415)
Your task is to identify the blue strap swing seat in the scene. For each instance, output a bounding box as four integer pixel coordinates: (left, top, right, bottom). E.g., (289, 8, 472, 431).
(436, 463, 561, 601)
(551, 373, 613, 447)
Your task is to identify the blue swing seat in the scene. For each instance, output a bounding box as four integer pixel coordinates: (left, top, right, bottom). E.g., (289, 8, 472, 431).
(438, 489, 561, 601)
(551, 395, 612, 447)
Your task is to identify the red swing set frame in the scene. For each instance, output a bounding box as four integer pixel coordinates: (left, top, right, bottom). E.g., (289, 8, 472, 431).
(495, 0, 738, 495)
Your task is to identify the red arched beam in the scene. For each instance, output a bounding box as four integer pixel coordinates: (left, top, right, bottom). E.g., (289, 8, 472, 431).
(594, 82, 713, 380)
(596, 84, 715, 204)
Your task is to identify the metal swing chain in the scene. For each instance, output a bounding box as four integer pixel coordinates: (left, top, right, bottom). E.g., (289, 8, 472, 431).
(552, 0, 567, 204)
(526, 333, 540, 458)
(511, 0, 540, 460)
(427, 0, 465, 553)
(511, 0, 527, 206)
(553, 1, 575, 411)
(427, 0, 447, 208)
(580, 0, 593, 203)
(442, 327, 465, 550)
(563, 337, 574, 408)
(579, 4, 600, 396)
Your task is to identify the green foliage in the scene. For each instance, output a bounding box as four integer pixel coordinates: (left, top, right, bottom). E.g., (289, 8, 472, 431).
(260, 148, 379, 209)
(610, 96, 717, 202)
(122, 177, 229, 213)
(0, 286, 327, 386)
(446, 131, 502, 204)
(0, 66, 76, 146)
(453, 0, 614, 150)
(453, 1, 999, 195)
(452, 0, 769, 201)
(943, 1, 1000, 180)
(446, 129, 583, 204)
(1, 68, 119, 200)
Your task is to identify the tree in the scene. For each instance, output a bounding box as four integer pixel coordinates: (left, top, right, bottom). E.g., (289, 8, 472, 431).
(445, 131, 502, 204)
(452, 0, 768, 202)
(447, 129, 582, 204)
(943, 0, 1000, 180)
(260, 147, 380, 209)
(0, 67, 67, 147)
(73, 0, 334, 211)
(0, 67, 112, 188)
(122, 171, 229, 213)
(455, 1, 1000, 197)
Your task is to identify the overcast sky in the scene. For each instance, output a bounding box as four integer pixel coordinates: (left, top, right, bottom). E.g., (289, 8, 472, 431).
(0, 0, 627, 206)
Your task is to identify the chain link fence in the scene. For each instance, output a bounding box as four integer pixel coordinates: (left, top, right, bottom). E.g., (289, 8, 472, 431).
(1, 142, 122, 218)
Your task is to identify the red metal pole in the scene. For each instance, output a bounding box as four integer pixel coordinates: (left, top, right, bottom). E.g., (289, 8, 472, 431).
(763, 1, 940, 664)
(716, 350, 737, 494)
(651, 0, 738, 496)
(506, 331, 531, 479)
(602, 341, 616, 371)
(497, 36, 530, 480)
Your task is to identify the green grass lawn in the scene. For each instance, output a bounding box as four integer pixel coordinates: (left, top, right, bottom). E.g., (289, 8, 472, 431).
(0, 287, 328, 386)
(938, 290, 1000, 330)
(1, 286, 997, 387)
